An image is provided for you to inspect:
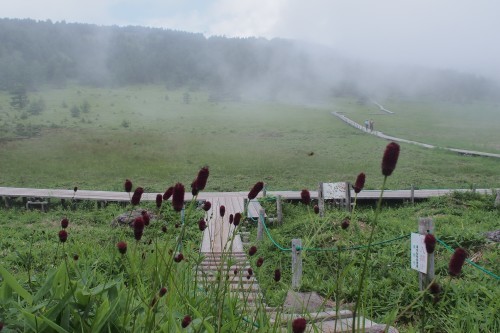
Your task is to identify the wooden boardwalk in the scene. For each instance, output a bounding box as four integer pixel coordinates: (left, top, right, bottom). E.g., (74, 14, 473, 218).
(331, 111, 500, 159)
(1, 186, 495, 208)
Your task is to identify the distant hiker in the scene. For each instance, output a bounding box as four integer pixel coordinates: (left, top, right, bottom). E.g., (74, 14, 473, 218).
(364, 120, 369, 130)
(369, 120, 374, 131)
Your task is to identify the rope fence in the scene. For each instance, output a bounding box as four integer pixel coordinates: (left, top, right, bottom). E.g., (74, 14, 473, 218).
(256, 211, 500, 281)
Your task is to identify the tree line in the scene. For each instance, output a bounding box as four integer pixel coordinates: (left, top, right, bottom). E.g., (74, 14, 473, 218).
(0, 18, 498, 102)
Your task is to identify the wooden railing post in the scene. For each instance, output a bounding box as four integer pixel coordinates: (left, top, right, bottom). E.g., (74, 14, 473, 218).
(344, 182, 352, 212)
(318, 182, 325, 217)
(257, 208, 264, 241)
(411, 184, 415, 204)
(495, 189, 500, 208)
(292, 239, 302, 289)
(419, 218, 435, 291)
(276, 195, 283, 225)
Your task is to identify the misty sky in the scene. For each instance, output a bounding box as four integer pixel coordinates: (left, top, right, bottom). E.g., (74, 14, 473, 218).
(2, 0, 499, 79)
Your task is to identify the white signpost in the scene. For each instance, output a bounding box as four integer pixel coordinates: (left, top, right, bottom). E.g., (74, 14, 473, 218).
(410, 233, 428, 274)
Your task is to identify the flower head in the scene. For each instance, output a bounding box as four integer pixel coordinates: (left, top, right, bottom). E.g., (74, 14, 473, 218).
(198, 218, 207, 231)
(202, 201, 211, 211)
(61, 218, 69, 229)
(341, 218, 350, 230)
(229, 214, 234, 224)
(141, 211, 150, 226)
(174, 252, 184, 263)
(382, 142, 400, 176)
(181, 315, 192, 328)
(292, 317, 307, 333)
(73, 186, 78, 192)
(195, 166, 209, 191)
(247, 267, 253, 275)
(234, 212, 242, 226)
(159, 287, 167, 297)
(73, 254, 79, 261)
(161, 225, 167, 233)
(156, 194, 162, 208)
(131, 187, 144, 205)
(300, 189, 311, 205)
(124, 179, 133, 193)
(424, 234, 436, 254)
(219, 205, 225, 217)
(117, 241, 127, 254)
(313, 205, 319, 214)
(191, 179, 199, 196)
(449, 248, 467, 277)
(248, 181, 264, 200)
(248, 246, 257, 256)
(172, 183, 185, 212)
(256, 257, 264, 267)
(133, 217, 145, 241)
(58, 230, 68, 243)
(274, 269, 281, 282)
(163, 186, 174, 200)
(353, 172, 366, 193)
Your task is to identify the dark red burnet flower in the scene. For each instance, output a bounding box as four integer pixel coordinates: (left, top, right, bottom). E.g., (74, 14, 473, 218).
(61, 218, 69, 229)
(198, 218, 207, 231)
(202, 201, 211, 211)
(163, 186, 174, 200)
(141, 211, 150, 226)
(131, 187, 144, 206)
(58, 229, 68, 243)
(247, 267, 253, 276)
(0, 321, 4, 331)
(274, 269, 281, 282)
(219, 205, 225, 217)
(429, 282, 441, 295)
(133, 217, 145, 241)
(381, 142, 400, 176)
(73, 254, 79, 261)
(353, 172, 366, 194)
(449, 248, 467, 277)
(248, 246, 257, 256)
(124, 179, 133, 193)
(313, 205, 319, 214)
(234, 212, 242, 226)
(161, 225, 167, 233)
(195, 166, 209, 191)
(117, 241, 127, 254)
(248, 181, 264, 200)
(174, 252, 184, 263)
(181, 315, 192, 328)
(172, 183, 185, 212)
(159, 287, 167, 297)
(229, 214, 234, 224)
(156, 194, 162, 208)
(234, 268, 238, 275)
(292, 317, 307, 333)
(300, 189, 311, 205)
(73, 186, 78, 192)
(256, 257, 264, 267)
(341, 218, 350, 230)
(191, 179, 199, 196)
(424, 234, 436, 254)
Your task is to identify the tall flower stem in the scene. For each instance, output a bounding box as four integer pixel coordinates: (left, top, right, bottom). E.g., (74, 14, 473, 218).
(352, 176, 387, 332)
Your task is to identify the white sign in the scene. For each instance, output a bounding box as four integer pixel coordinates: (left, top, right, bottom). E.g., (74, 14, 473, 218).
(410, 233, 428, 273)
(322, 182, 346, 200)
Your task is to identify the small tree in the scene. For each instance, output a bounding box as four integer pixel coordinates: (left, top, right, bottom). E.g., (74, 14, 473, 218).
(10, 84, 29, 110)
(81, 100, 91, 113)
(28, 98, 46, 115)
(71, 105, 81, 118)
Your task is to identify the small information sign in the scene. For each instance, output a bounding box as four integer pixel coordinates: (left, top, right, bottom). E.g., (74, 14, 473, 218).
(411, 233, 428, 273)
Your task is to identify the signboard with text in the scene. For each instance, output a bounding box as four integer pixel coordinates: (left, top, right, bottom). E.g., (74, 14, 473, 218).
(411, 233, 428, 273)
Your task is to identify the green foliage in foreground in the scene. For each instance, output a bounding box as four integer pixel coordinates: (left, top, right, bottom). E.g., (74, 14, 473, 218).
(0, 192, 498, 332)
(252, 192, 500, 332)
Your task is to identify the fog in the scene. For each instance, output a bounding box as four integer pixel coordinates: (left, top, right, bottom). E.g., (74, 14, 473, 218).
(1, 1, 500, 104)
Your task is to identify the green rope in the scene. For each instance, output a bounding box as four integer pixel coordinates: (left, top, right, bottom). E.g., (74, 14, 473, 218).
(436, 238, 500, 280)
(258, 211, 410, 252)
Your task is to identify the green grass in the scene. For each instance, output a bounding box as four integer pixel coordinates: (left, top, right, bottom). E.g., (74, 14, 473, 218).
(0, 85, 499, 193)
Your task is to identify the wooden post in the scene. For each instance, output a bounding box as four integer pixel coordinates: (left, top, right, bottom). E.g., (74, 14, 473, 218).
(411, 184, 415, 204)
(318, 183, 325, 217)
(243, 198, 248, 218)
(495, 189, 500, 208)
(419, 218, 435, 291)
(276, 195, 283, 225)
(257, 208, 264, 241)
(291, 239, 302, 289)
(344, 182, 352, 212)
(263, 183, 267, 197)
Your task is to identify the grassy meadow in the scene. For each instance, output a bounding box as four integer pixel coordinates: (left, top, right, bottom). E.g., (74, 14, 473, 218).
(0, 85, 499, 192)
